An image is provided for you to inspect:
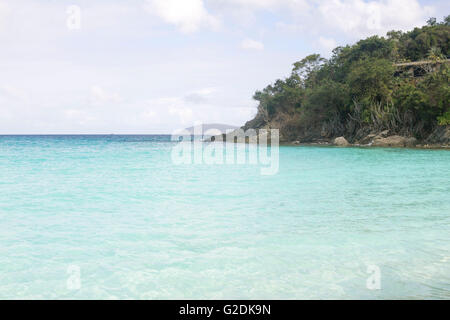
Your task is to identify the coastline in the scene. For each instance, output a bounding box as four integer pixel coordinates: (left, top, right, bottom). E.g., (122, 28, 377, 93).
(285, 130, 450, 149)
(210, 126, 450, 150)
(282, 141, 450, 149)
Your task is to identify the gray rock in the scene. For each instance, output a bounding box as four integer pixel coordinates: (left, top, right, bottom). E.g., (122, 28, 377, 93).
(378, 130, 390, 138)
(372, 135, 417, 147)
(333, 136, 350, 146)
(359, 133, 377, 145)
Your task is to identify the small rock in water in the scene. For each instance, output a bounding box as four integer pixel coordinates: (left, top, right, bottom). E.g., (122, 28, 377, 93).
(333, 136, 350, 146)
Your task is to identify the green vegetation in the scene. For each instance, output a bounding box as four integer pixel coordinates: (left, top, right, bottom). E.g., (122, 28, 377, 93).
(251, 17, 450, 141)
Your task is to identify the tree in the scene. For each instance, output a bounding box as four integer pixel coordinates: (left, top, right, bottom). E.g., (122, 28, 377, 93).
(302, 80, 351, 123)
(427, 17, 437, 26)
(427, 46, 445, 61)
(292, 54, 326, 86)
(251, 18, 450, 139)
(444, 15, 450, 26)
(387, 30, 403, 40)
(347, 58, 394, 104)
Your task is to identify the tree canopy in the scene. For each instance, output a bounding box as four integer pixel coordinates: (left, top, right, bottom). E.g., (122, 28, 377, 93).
(252, 16, 450, 139)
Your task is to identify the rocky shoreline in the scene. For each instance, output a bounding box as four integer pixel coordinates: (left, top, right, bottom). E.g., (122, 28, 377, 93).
(288, 127, 450, 149)
(211, 125, 450, 149)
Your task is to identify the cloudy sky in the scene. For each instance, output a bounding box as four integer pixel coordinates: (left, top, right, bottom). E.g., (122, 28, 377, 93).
(0, 0, 448, 134)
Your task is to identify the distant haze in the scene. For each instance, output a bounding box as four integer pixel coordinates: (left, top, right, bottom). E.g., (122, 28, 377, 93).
(184, 123, 239, 135)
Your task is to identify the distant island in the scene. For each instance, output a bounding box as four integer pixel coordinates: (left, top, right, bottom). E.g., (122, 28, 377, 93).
(237, 16, 450, 148)
(184, 123, 238, 135)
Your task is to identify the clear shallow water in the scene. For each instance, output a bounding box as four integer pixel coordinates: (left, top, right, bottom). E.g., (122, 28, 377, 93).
(0, 135, 449, 299)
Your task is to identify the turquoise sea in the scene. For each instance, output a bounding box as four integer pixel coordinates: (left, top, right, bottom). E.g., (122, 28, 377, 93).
(0, 135, 449, 299)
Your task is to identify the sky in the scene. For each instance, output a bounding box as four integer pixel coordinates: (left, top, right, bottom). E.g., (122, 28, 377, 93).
(0, 0, 448, 134)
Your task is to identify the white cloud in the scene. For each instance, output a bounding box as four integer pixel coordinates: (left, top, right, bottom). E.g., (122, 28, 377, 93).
(216, 0, 436, 39)
(64, 109, 96, 125)
(169, 106, 194, 124)
(0, 1, 9, 29)
(142, 110, 157, 119)
(0, 0, 443, 134)
(235, 106, 255, 119)
(0, 85, 29, 102)
(90, 85, 121, 106)
(184, 87, 216, 104)
(209, 0, 309, 28)
(220, 0, 278, 7)
(212, 0, 309, 10)
(316, 0, 435, 38)
(317, 36, 337, 52)
(241, 38, 264, 50)
(144, 0, 219, 33)
(144, 89, 235, 129)
(275, 21, 305, 33)
(146, 97, 195, 126)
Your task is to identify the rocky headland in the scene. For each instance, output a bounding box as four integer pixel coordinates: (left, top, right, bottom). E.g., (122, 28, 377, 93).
(223, 19, 450, 150)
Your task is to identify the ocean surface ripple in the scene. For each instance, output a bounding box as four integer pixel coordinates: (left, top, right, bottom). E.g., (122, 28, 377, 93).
(0, 135, 449, 299)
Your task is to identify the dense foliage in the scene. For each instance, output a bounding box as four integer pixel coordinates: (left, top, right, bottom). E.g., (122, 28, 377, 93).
(252, 17, 450, 140)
